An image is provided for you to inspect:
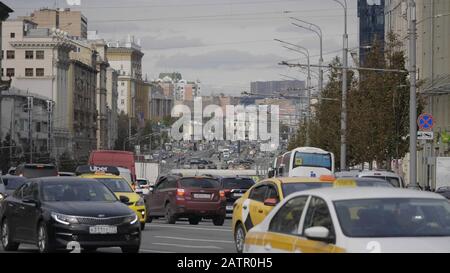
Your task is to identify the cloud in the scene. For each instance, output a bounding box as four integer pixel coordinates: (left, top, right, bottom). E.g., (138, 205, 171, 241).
(140, 35, 205, 50)
(154, 50, 282, 70)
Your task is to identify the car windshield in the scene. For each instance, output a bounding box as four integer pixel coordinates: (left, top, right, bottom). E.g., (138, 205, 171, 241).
(96, 178, 133, 193)
(363, 176, 401, 187)
(2, 176, 28, 190)
(293, 152, 332, 170)
(180, 178, 220, 189)
(42, 181, 117, 202)
(334, 198, 450, 237)
(137, 180, 148, 186)
(282, 182, 333, 197)
(221, 178, 254, 189)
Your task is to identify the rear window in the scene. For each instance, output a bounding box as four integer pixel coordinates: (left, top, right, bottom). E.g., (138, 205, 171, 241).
(180, 178, 220, 189)
(282, 182, 333, 197)
(221, 178, 255, 189)
(96, 178, 133, 193)
(19, 165, 58, 178)
(3, 177, 28, 190)
(364, 176, 401, 187)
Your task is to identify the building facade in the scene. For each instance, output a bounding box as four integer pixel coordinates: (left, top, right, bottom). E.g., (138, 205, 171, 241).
(358, 0, 385, 66)
(1, 19, 75, 158)
(250, 80, 305, 96)
(106, 67, 118, 149)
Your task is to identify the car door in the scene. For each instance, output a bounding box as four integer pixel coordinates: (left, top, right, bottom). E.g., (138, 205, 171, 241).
(246, 184, 268, 231)
(295, 196, 340, 253)
(20, 182, 41, 242)
(151, 178, 168, 215)
(4, 184, 25, 240)
(261, 196, 309, 253)
(260, 183, 280, 217)
(14, 182, 32, 241)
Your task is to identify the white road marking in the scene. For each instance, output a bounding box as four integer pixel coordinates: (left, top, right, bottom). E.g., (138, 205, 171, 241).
(150, 224, 231, 232)
(152, 242, 222, 249)
(140, 248, 175, 253)
(155, 236, 234, 244)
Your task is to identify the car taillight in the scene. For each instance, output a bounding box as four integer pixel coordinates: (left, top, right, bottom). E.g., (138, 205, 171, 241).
(219, 190, 226, 198)
(177, 188, 185, 197)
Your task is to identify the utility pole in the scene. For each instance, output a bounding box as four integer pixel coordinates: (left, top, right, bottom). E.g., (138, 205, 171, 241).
(27, 96, 34, 163)
(408, 0, 418, 188)
(333, 0, 348, 171)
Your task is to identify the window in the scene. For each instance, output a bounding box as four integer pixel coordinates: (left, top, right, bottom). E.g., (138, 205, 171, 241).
(25, 51, 34, 59)
(303, 197, 335, 240)
(1, 68, 3, 77)
(156, 178, 168, 191)
(266, 184, 279, 200)
(36, 122, 41, 132)
(249, 185, 268, 202)
(25, 68, 33, 77)
(22, 182, 34, 200)
(36, 50, 44, 59)
(6, 50, 15, 59)
(10, 33, 15, 38)
(269, 196, 308, 235)
(36, 68, 44, 77)
(6, 68, 15, 77)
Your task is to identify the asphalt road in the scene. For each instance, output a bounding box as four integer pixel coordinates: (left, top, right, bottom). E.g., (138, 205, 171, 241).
(0, 219, 236, 253)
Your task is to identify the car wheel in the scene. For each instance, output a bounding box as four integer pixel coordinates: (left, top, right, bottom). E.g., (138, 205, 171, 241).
(140, 222, 146, 230)
(121, 245, 140, 253)
(234, 223, 246, 253)
(1, 219, 19, 251)
(212, 215, 225, 226)
(165, 204, 176, 224)
(188, 217, 201, 225)
(37, 222, 54, 253)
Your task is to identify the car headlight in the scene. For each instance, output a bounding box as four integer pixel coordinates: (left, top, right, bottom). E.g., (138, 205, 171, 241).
(135, 197, 145, 207)
(51, 212, 79, 225)
(0, 193, 4, 201)
(129, 214, 138, 225)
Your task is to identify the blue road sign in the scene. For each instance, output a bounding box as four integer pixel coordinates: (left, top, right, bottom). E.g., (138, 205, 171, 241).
(418, 113, 434, 131)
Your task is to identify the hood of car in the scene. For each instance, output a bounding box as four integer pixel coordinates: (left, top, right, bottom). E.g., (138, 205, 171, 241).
(44, 201, 133, 218)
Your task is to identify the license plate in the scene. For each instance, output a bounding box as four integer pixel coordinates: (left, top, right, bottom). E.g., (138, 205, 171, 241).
(226, 206, 233, 211)
(233, 193, 244, 197)
(89, 225, 117, 234)
(194, 193, 211, 199)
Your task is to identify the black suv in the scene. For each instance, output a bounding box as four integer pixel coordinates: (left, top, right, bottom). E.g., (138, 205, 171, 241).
(15, 164, 58, 179)
(220, 176, 255, 214)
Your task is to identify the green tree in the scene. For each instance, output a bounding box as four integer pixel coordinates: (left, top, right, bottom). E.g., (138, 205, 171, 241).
(58, 151, 77, 172)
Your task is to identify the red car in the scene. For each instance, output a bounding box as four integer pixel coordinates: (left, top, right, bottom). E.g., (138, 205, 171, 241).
(145, 175, 226, 226)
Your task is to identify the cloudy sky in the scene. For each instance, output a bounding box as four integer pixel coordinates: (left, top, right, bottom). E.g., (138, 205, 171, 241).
(4, 0, 359, 95)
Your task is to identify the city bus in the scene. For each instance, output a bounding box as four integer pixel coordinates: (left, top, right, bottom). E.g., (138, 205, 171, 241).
(269, 147, 335, 178)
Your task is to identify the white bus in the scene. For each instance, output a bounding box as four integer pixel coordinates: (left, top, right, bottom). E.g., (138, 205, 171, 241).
(269, 147, 335, 178)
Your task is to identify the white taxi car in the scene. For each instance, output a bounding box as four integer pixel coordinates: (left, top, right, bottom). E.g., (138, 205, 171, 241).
(244, 187, 450, 253)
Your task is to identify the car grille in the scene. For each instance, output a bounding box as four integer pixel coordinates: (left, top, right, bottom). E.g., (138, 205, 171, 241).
(75, 216, 129, 226)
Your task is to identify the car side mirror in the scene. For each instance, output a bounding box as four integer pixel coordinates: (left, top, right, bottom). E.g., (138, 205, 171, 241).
(263, 198, 278, 206)
(304, 226, 331, 243)
(119, 195, 130, 204)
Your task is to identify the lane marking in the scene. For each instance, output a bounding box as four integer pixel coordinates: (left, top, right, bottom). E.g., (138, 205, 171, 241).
(152, 242, 222, 249)
(140, 248, 175, 253)
(155, 236, 234, 244)
(150, 224, 231, 232)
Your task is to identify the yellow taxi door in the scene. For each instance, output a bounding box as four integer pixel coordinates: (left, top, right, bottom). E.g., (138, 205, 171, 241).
(246, 184, 269, 230)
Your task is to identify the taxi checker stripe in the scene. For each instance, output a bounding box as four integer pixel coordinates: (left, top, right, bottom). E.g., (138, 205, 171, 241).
(244, 213, 254, 232)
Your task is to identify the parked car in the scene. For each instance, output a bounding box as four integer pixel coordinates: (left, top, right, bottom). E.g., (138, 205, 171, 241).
(145, 175, 226, 225)
(135, 178, 151, 196)
(0, 177, 141, 253)
(15, 164, 58, 179)
(220, 176, 255, 214)
(436, 187, 450, 199)
(0, 175, 28, 198)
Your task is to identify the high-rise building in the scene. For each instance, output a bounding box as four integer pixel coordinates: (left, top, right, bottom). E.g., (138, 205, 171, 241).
(23, 8, 88, 39)
(358, 0, 385, 66)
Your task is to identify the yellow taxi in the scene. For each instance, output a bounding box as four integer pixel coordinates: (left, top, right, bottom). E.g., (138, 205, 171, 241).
(232, 175, 335, 253)
(76, 165, 147, 230)
(333, 177, 394, 188)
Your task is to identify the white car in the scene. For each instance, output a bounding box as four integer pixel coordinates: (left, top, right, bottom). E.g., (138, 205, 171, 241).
(244, 187, 450, 253)
(358, 170, 404, 188)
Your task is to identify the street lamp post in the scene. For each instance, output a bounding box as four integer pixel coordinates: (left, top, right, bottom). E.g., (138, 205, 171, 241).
(408, 0, 418, 188)
(275, 39, 312, 146)
(333, 0, 348, 171)
(290, 17, 323, 94)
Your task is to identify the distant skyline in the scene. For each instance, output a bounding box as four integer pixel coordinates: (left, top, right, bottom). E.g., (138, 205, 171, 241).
(4, 0, 359, 96)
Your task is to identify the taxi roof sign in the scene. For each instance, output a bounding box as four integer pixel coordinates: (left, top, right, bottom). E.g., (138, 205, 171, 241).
(75, 165, 120, 176)
(334, 179, 357, 188)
